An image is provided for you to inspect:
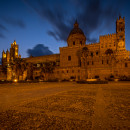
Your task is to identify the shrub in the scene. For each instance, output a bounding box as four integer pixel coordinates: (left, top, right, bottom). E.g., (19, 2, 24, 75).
(77, 80, 108, 84)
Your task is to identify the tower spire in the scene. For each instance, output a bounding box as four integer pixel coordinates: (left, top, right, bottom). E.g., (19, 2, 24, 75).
(74, 19, 79, 28)
(119, 12, 122, 19)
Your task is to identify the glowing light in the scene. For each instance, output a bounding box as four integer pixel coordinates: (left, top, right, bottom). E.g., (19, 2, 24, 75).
(13, 79, 18, 82)
(3, 54, 6, 58)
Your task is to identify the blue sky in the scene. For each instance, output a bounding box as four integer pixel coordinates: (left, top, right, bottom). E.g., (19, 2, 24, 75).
(0, 0, 130, 58)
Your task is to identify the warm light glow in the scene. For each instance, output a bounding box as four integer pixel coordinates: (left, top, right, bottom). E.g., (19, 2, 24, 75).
(13, 79, 18, 82)
(13, 41, 16, 45)
(3, 54, 6, 58)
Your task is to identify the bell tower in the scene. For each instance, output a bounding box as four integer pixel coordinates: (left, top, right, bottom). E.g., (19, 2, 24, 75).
(116, 16, 125, 50)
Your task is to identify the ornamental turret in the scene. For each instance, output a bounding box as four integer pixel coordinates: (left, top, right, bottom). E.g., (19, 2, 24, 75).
(10, 40, 19, 60)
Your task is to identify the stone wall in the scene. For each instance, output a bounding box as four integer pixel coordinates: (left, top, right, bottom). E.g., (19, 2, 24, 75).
(24, 54, 60, 63)
(99, 34, 117, 53)
(60, 46, 82, 68)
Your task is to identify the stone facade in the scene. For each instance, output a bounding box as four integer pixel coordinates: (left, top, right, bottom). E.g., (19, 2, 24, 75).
(0, 16, 130, 81)
(55, 16, 130, 80)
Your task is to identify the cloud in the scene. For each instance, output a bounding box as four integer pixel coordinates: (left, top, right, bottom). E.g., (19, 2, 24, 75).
(1, 16, 26, 28)
(0, 24, 8, 39)
(0, 33, 6, 38)
(0, 16, 25, 39)
(47, 31, 59, 41)
(23, 0, 72, 41)
(23, 0, 127, 43)
(27, 44, 53, 57)
(0, 24, 8, 31)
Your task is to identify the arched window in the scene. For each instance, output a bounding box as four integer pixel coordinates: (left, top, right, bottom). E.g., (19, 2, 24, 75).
(80, 41, 82, 45)
(91, 52, 93, 57)
(125, 63, 128, 67)
(68, 56, 71, 61)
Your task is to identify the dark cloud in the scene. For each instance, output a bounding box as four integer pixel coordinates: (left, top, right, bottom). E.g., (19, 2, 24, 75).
(1, 16, 26, 28)
(27, 44, 53, 57)
(23, 0, 127, 43)
(23, 0, 72, 41)
(0, 16, 25, 39)
(74, 0, 120, 42)
(0, 24, 7, 39)
(0, 33, 6, 39)
(0, 24, 8, 31)
(47, 31, 59, 41)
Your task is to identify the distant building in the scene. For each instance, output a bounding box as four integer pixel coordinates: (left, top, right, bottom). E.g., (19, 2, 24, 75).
(0, 16, 130, 81)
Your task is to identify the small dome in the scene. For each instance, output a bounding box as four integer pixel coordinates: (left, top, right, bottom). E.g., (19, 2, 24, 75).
(68, 20, 85, 37)
(67, 20, 86, 47)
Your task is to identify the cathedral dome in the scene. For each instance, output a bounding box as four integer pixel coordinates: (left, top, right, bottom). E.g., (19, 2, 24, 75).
(68, 21, 84, 36)
(67, 20, 86, 47)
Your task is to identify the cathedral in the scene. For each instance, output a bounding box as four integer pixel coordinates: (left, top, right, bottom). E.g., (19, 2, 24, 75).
(0, 16, 130, 81)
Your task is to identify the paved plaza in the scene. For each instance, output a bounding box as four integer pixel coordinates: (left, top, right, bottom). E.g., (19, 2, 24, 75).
(0, 82, 129, 129)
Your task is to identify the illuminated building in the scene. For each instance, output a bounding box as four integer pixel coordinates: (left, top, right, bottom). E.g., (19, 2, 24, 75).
(0, 16, 130, 81)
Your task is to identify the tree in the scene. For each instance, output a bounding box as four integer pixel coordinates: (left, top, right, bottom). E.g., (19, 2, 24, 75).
(11, 58, 27, 80)
(26, 63, 33, 80)
(40, 61, 56, 81)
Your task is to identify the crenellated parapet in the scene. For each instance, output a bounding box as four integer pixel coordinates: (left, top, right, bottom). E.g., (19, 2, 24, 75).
(87, 42, 99, 45)
(99, 33, 117, 52)
(99, 33, 116, 40)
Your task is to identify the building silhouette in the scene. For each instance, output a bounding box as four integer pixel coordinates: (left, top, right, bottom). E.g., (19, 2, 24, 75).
(0, 16, 130, 81)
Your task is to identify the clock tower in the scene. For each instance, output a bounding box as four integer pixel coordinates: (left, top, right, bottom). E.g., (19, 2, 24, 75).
(116, 16, 125, 50)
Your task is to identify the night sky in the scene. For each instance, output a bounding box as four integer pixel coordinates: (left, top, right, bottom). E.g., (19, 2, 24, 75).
(0, 0, 130, 58)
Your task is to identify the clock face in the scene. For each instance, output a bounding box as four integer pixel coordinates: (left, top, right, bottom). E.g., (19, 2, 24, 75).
(118, 41, 124, 47)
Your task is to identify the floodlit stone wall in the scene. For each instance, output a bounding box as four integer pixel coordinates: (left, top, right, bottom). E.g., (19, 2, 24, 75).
(1, 16, 130, 81)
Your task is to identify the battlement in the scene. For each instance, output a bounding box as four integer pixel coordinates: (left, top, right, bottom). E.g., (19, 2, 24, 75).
(99, 33, 116, 40)
(87, 42, 99, 45)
